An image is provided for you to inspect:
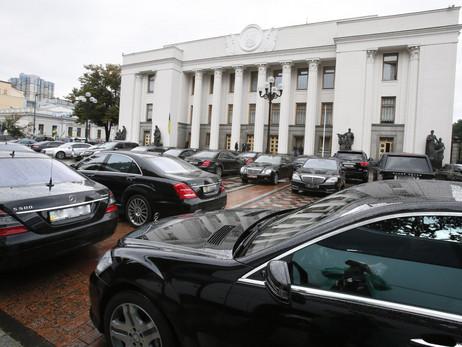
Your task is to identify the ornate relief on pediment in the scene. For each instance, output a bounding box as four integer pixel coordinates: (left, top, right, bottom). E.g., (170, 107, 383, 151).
(226, 24, 278, 55)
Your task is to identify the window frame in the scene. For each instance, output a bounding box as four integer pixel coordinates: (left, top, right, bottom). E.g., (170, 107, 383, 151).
(146, 103, 153, 121)
(209, 74, 214, 94)
(320, 103, 333, 126)
(208, 105, 212, 124)
(295, 103, 306, 125)
(297, 68, 308, 90)
(248, 103, 256, 124)
(381, 97, 396, 124)
(271, 103, 280, 125)
(323, 66, 335, 89)
(229, 73, 235, 93)
(250, 71, 258, 92)
(227, 104, 233, 124)
(383, 53, 398, 81)
(147, 74, 155, 93)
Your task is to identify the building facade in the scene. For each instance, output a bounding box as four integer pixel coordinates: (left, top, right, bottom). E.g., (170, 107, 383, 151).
(9, 73, 55, 102)
(119, 8, 461, 161)
(0, 81, 25, 109)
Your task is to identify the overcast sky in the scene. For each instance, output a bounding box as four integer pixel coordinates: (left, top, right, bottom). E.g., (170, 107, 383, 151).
(1, 0, 461, 120)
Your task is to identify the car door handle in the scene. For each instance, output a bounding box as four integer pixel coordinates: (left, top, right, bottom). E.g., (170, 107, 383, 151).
(126, 176, 136, 182)
(410, 338, 462, 347)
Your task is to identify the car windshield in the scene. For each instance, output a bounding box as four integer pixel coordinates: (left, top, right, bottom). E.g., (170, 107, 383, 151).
(147, 157, 201, 174)
(384, 156, 431, 173)
(254, 155, 281, 165)
(304, 159, 338, 170)
(242, 191, 359, 256)
(335, 152, 364, 161)
(0, 158, 85, 187)
(190, 151, 217, 159)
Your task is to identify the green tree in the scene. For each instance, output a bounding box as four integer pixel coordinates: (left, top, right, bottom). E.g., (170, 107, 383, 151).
(453, 119, 462, 142)
(67, 64, 121, 142)
(0, 114, 30, 138)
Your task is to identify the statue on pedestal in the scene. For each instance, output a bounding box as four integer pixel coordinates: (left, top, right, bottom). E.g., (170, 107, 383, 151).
(337, 128, 354, 150)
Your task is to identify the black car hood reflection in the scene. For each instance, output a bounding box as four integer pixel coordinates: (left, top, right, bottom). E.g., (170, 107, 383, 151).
(123, 209, 276, 259)
(245, 162, 276, 170)
(299, 167, 338, 176)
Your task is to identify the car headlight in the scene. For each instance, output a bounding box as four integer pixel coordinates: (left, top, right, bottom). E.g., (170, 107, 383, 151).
(262, 168, 272, 175)
(240, 166, 247, 173)
(326, 177, 339, 183)
(95, 250, 113, 275)
(292, 172, 302, 181)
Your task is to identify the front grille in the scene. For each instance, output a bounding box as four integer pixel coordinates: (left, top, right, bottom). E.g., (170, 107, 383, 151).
(301, 175, 325, 185)
(248, 168, 262, 175)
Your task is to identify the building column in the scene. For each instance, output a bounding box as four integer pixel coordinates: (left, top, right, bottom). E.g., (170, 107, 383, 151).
(254, 64, 268, 153)
(131, 74, 142, 143)
(403, 46, 420, 152)
(209, 67, 223, 150)
(304, 58, 320, 155)
(231, 65, 244, 149)
(278, 61, 292, 154)
(190, 70, 203, 149)
(362, 50, 377, 154)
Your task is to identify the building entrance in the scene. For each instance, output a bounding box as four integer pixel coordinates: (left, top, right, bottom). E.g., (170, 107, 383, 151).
(379, 137, 394, 157)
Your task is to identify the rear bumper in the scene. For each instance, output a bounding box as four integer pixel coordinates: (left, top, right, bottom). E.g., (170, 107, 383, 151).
(0, 211, 118, 271)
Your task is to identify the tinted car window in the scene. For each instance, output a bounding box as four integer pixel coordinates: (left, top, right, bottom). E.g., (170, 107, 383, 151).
(148, 157, 201, 174)
(102, 154, 141, 174)
(0, 158, 85, 187)
(191, 151, 217, 159)
(75, 153, 107, 171)
(290, 215, 462, 315)
(383, 156, 431, 172)
(335, 152, 366, 161)
(304, 158, 338, 170)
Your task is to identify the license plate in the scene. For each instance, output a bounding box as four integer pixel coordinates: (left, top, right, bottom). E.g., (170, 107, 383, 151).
(344, 164, 355, 168)
(49, 204, 91, 223)
(248, 175, 257, 178)
(306, 184, 319, 189)
(203, 185, 217, 193)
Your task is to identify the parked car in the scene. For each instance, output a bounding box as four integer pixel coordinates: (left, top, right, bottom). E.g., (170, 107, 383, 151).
(292, 155, 317, 170)
(237, 151, 262, 164)
(131, 145, 171, 154)
(0, 151, 118, 271)
(373, 152, 435, 181)
(162, 148, 198, 160)
(80, 141, 139, 158)
(292, 157, 345, 194)
(333, 150, 369, 183)
(90, 179, 462, 347)
(42, 142, 91, 159)
(240, 154, 293, 184)
(33, 136, 55, 142)
(0, 134, 17, 141)
(0, 142, 35, 152)
(31, 140, 65, 153)
(74, 151, 227, 227)
(73, 144, 103, 160)
(8, 138, 37, 147)
(185, 150, 245, 177)
(435, 164, 462, 182)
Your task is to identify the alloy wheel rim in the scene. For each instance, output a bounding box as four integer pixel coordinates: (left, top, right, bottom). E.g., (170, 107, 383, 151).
(110, 303, 162, 347)
(128, 198, 148, 226)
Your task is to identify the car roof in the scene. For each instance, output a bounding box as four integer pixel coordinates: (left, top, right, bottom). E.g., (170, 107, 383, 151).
(0, 149, 47, 157)
(381, 152, 428, 157)
(0, 143, 35, 152)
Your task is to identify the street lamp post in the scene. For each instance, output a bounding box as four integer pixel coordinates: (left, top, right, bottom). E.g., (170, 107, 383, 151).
(258, 76, 283, 154)
(33, 93, 39, 137)
(76, 92, 97, 143)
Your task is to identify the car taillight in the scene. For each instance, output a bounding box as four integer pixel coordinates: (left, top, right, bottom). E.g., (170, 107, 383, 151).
(0, 209, 28, 236)
(174, 183, 198, 199)
(360, 162, 368, 167)
(105, 192, 118, 214)
(200, 160, 211, 167)
(247, 159, 253, 163)
(221, 182, 225, 192)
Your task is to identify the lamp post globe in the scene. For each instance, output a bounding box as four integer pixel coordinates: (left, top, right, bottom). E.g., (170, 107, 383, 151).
(76, 92, 97, 143)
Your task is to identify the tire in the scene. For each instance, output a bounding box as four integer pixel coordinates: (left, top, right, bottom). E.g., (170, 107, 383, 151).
(272, 172, 279, 185)
(125, 194, 153, 227)
(56, 151, 66, 160)
(104, 291, 175, 347)
(215, 165, 223, 177)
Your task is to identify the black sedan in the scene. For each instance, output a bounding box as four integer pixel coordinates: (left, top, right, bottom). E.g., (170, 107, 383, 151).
(74, 151, 227, 227)
(90, 180, 462, 347)
(292, 157, 345, 194)
(162, 148, 198, 160)
(239, 154, 293, 184)
(30, 140, 65, 152)
(237, 151, 262, 164)
(185, 150, 245, 177)
(0, 150, 118, 271)
(435, 163, 462, 181)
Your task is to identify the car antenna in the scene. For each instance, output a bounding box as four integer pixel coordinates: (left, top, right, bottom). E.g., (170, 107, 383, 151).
(9, 151, 15, 158)
(47, 154, 55, 190)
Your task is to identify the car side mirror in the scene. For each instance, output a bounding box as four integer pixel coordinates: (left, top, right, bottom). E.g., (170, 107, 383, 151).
(264, 260, 291, 304)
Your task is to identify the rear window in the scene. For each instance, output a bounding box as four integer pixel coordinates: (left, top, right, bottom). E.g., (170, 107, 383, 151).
(383, 156, 432, 173)
(335, 152, 366, 161)
(0, 158, 85, 187)
(147, 157, 201, 174)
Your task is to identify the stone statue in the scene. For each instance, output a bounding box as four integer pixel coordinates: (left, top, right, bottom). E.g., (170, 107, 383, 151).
(153, 125, 161, 146)
(337, 128, 354, 150)
(425, 130, 437, 159)
(115, 126, 126, 140)
(435, 138, 445, 161)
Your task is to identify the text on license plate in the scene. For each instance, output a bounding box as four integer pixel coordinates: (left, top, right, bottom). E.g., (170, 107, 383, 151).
(49, 205, 91, 223)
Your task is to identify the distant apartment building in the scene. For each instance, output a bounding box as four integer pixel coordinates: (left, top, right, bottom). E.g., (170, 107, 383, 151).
(9, 73, 54, 102)
(0, 81, 25, 109)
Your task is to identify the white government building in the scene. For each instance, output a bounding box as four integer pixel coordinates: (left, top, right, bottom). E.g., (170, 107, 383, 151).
(119, 7, 461, 160)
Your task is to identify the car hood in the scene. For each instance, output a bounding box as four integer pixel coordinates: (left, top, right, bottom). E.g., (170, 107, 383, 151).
(245, 162, 275, 169)
(122, 209, 277, 259)
(299, 167, 338, 176)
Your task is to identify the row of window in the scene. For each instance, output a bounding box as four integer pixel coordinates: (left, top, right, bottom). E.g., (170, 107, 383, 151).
(146, 53, 398, 95)
(34, 125, 103, 139)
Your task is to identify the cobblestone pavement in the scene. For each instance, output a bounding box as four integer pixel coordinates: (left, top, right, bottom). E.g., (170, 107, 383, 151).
(0, 175, 332, 346)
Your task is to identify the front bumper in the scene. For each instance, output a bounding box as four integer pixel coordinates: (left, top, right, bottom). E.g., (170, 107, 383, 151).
(291, 180, 339, 194)
(240, 173, 273, 182)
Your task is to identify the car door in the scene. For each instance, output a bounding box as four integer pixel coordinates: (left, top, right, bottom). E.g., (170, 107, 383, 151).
(224, 214, 462, 347)
(218, 152, 235, 173)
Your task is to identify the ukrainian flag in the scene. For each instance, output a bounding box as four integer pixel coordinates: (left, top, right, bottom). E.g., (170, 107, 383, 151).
(168, 113, 171, 134)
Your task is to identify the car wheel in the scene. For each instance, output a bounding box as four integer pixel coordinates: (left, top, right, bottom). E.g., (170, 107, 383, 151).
(126, 194, 153, 227)
(104, 291, 175, 347)
(291, 187, 299, 194)
(56, 151, 65, 160)
(215, 166, 223, 177)
(272, 172, 279, 185)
